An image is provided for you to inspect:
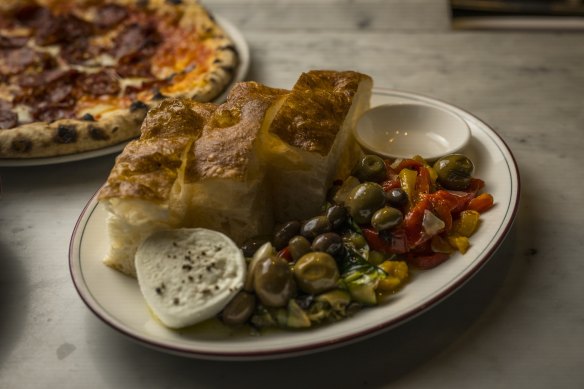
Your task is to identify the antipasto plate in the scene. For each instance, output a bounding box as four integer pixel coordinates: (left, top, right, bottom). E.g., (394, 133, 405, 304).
(69, 89, 520, 360)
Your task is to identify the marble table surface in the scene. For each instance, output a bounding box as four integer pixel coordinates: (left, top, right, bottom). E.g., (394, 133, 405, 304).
(1, 1, 583, 387)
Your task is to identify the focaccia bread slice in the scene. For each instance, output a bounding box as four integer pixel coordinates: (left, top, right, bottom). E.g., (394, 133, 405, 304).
(98, 98, 216, 276)
(264, 70, 373, 222)
(98, 70, 372, 277)
(180, 82, 288, 244)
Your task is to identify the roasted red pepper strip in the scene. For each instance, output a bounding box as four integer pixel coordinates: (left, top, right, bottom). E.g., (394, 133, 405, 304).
(362, 227, 408, 254)
(403, 197, 432, 248)
(415, 163, 431, 195)
(277, 246, 292, 262)
(448, 178, 485, 213)
(394, 158, 424, 172)
(381, 177, 401, 192)
(467, 193, 494, 213)
(407, 252, 450, 269)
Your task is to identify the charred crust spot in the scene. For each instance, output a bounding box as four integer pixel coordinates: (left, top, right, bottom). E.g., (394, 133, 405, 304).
(111, 126, 119, 133)
(221, 65, 236, 75)
(137, 0, 150, 7)
(0, 109, 18, 129)
(54, 125, 77, 144)
(11, 137, 33, 153)
(152, 89, 166, 100)
(81, 113, 95, 121)
(166, 0, 182, 4)
(89, 126, 109, 141)
(129, 100, 149, 112)
(219, 44, 237, 54)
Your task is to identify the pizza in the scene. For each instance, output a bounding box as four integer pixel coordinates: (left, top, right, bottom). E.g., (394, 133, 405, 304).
(0, 0, 239, 159)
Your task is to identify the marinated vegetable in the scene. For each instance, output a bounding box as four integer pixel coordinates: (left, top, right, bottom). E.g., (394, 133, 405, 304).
(293, 252, 340, 294)
(352, 154, 387, 182)
(221, 152, 493, 331)
(346, 182, 386, 224)
(433, 154, 474, 190)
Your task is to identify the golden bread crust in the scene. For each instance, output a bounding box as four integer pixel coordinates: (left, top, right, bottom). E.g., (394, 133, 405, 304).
(185, 82, 287, 181)
(98, 98, 215, 202)
(269, 70, 372, 156)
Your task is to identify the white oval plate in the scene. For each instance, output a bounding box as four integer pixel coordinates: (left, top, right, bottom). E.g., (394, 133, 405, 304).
(0, 16, 250, 168)
(69, 89, 520, 360)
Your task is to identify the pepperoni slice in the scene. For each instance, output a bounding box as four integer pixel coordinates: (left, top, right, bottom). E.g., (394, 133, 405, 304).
(32, 107, 75, 123)
(77, 70, 121, 96)
(35, 13, 93, 46)
(0, 35, 28, 49)
(0, 109, 18, 129)
(117, 54, 154, 78)
(15, 69, 80, 122)
(95, 4, 128, 29)
(2, 47, 56, 76)
(13, 5, 52, 28)
(60, 38, 92, 64)
(17, 69, 78, 88)
(114, 22, 161, 59)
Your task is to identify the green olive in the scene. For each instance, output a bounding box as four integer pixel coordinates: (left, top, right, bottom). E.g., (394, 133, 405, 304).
(221, 291, 256, 326)
(344, 232, 367, 250)
(367, 250, 386, 265)
(253, 255, 296, 307)
(371, 206, 403, 231)
(352, 154, 387, 183)
(288, 235, 312, 261)
(273, 220, 301, 250)
(293, 252, 340, 294)
(346, 182, 386, 225)
(300, 215, 331, 240)
(311, 232, 344, 258)
(433, 154, 474, 190)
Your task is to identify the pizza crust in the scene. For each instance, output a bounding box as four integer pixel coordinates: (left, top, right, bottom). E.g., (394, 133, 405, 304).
(0, 101, 149, 158)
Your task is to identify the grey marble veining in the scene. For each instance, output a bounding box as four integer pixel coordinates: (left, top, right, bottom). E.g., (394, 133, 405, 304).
(1, 0, 584, 388)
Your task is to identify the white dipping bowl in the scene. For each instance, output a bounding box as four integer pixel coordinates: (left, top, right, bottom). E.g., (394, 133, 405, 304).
(354, 103, 471, 161)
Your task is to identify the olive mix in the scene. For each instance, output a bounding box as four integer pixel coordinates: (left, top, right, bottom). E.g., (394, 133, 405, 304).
(221, 153, 491, 330)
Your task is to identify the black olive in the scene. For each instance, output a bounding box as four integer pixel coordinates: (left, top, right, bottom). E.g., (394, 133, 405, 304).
(273, 220, 301, 250)
(326, 205, 348, 231)
(311, 232, 344, 258)
(300, 215, 331, 240)
(385, 187, 408, 208)
(240, 235, 271, 257)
